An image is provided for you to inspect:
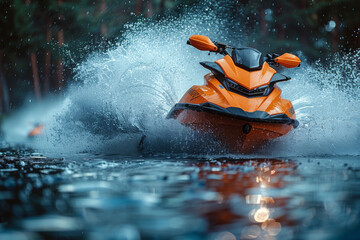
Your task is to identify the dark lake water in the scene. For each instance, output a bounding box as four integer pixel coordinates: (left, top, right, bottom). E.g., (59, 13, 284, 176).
(0, 146, 359, 240)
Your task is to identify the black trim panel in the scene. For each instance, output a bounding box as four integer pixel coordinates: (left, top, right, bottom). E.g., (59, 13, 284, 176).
(167, 102, 299, 128)
(270, 73, 291, 84)
(223, 79, 271, 97)
(200, 62, 225, 76)
(199, 62, 291, 98)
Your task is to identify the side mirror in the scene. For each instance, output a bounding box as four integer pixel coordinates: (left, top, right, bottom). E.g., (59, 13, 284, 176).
(188, 35, 218, 52)
(274, 53, 301, 68)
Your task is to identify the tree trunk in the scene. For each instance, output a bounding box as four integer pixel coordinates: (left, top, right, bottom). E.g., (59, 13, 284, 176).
(259, 7, 267, 36)
(135, 0, 143, 16)
(358, 25, 360, 46)
(0, 50, 10, 113)
(276, 3, 284, 40)
(300, 0, 307, 45)
(0, 76, 2, 113)
(25, 0, 41, 100)
(300, 0, 306, 9)
(57, 0, 64, 90)
(0, 50, 3, 113)
(44, 15, 52, 94)
(332, 16, 339, 52)
(160, 0, 165, 15)
(100, 0, 107, 37)
(146, 0, 153, 18)
(56, 29, 64, 89)
(30, 51, 41, 101)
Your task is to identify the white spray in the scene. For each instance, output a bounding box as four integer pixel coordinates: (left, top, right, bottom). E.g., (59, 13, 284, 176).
(3, 2, 360, 157)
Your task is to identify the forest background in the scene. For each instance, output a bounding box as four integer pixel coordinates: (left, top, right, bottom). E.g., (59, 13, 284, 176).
(0, 0, 359, 115)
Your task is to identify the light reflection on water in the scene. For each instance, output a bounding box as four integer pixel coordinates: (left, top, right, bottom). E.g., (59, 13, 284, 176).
(0, 151, 359, 240)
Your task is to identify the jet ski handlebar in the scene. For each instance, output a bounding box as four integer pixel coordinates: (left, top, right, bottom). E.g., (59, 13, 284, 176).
(187, 35, 233, 55)
(212, 42, 232, 55)
(265, 53, 281, 66)
(187, 35, 301, 68)
(266, 53, 301, 68)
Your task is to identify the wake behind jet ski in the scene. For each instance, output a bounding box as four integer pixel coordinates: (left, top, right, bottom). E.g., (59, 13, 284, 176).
(167, 35, 301, 153)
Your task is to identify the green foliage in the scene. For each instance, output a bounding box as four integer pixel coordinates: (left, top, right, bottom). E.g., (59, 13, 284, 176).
(237, 0, 360, 58)
(0, 0, 359, 110)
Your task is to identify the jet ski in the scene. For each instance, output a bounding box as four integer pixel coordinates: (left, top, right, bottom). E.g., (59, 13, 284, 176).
(28, 123, 43, 138)
(167, 35, 301, 153)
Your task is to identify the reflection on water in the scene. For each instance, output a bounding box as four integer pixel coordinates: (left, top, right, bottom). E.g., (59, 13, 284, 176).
(196, 159, 297, 240)
(0, 150, 360, 239)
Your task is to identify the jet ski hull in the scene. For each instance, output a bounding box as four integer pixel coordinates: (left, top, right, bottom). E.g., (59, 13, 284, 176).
(169, 107, 294, 153)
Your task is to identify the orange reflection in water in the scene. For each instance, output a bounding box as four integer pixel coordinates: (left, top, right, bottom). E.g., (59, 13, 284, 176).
(195, 159, 298, 239)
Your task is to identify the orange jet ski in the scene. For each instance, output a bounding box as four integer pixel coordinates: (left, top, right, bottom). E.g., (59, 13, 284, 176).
(28, 123, 43, 137)
(167, 35, 301, 153)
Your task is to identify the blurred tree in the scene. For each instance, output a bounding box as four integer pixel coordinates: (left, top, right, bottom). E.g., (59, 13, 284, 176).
(25, 0, 41, 101)
(100, 0, 107, 37)
(56, 0, 64, 90)
(238, 0, 360, 57)
(44, 14, 52, 94)
(0, 50, 10, 113)
(147, 0, 153, 17)
(12, 0, 42, 101)
(0, 0, 359, 113)
(135, 0, 143, 16)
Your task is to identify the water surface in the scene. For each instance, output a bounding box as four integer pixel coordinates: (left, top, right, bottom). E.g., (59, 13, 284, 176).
(1, 148, 359, 240)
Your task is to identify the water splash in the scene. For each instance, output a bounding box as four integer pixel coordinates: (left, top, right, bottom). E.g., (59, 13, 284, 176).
(6, 2, 360, 157)
(268, 51, 360, 156)
(29, 2, 237, 156)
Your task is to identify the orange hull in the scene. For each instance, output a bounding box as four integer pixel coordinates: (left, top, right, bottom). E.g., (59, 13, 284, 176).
(175, 109, 292, 153)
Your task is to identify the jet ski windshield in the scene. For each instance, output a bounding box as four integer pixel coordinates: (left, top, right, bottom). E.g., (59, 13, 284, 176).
(232, 48, 264, 71)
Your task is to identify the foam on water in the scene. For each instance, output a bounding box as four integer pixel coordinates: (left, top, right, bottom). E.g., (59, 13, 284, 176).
(4, 2, 360, 157)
